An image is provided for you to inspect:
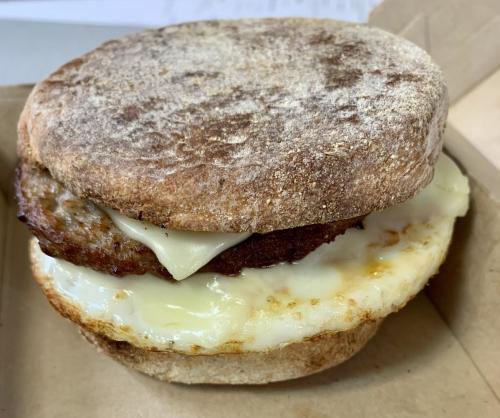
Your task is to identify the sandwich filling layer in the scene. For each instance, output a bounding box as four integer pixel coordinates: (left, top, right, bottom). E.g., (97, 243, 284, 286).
(17, 163, 360, 279)
(31, 154, 469, 354)
(103, 207, 251, 280)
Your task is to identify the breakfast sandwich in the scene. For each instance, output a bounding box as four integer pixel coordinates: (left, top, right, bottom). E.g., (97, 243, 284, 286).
(16, 18, 469, 384)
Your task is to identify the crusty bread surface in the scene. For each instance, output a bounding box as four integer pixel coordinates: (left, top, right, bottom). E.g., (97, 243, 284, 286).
(80, 321, 379, 385)
(19, 18, 447, 232)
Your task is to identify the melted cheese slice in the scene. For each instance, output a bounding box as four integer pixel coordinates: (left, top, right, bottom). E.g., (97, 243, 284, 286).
(103, 208, 250, 280)
(32, 154, 469, 354)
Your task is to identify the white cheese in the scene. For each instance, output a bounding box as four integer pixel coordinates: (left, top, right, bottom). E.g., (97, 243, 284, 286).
(103, 208, 250, 280)
(32, 154, 469, 354)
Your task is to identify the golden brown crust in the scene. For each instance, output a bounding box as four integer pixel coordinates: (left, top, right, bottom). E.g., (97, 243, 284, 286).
(80, 321, 379, 384)
(19, 18, 447, 232)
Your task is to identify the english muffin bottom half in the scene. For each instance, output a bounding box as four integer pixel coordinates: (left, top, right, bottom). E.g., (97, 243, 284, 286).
(17, 18, 469, 384)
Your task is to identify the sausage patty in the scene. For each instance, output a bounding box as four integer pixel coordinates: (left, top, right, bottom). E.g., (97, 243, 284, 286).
(16, 162, 362, 279)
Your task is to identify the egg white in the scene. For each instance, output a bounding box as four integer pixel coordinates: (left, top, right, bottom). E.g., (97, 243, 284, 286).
(31, 154, 469, 354)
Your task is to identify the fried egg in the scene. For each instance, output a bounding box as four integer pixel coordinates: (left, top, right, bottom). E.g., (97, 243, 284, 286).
(31, 154, 469, 354)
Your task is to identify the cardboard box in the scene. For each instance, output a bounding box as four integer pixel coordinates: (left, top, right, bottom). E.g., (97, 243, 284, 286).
(1, 1, 499, 416)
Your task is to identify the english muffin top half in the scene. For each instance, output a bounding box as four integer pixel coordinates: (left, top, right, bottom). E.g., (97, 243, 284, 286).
(18, 18, 447, 234)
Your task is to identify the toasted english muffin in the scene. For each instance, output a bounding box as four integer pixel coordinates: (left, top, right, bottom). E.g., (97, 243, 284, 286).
(17, 18, 467, 385)
(19, 18, 446, 233)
